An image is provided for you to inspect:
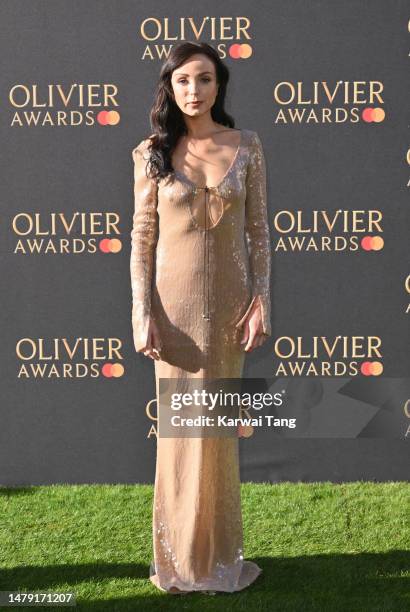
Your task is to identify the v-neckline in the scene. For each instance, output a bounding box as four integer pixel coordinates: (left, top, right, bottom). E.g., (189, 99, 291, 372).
(173, 129, 243, 191)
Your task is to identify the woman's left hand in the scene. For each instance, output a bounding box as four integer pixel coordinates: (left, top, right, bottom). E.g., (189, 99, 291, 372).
(240, 300, 268, 352)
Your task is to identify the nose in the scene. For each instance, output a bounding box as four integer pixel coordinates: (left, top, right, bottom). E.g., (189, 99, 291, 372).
(188, 81, 199, 94)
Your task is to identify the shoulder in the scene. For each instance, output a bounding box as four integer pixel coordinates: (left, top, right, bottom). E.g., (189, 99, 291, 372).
(132, 133, 155, 160)
(242, 130, 265, 165)
(243, 129, 262, 148)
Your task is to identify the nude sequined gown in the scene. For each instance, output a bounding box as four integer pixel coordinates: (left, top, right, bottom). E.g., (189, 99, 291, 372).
(130, 128, 271, 593)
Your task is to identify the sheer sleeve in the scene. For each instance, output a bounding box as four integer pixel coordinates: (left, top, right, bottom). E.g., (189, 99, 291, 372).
(236, 131, 272, 336)
(130, 138, 159, 352)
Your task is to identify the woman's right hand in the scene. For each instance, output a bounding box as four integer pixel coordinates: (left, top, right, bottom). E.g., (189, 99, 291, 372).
(139, 316, 162, 360)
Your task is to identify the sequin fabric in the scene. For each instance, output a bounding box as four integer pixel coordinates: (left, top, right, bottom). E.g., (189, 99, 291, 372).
(130, 129, 271, 593)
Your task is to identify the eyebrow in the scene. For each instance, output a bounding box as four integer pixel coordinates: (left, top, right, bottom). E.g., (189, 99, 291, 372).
(174, 71, 213, 77)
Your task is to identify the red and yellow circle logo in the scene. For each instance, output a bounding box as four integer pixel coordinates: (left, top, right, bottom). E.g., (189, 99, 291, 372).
(362, 108, 385, 123)
(97, 110, 120, 125)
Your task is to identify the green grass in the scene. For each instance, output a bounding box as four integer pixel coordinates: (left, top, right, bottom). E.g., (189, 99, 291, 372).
(0, 483, 408, 611)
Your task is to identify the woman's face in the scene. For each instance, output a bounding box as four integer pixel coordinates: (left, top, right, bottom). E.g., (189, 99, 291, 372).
(170, 53, 219, 118)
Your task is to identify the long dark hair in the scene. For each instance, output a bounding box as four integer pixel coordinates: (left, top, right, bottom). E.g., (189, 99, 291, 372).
(144, 41, 235, 182)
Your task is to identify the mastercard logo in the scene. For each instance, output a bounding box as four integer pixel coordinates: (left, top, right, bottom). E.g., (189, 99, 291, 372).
(361, 236, 384, 251)
(99, 238, 122, 253)
(229, 44, 253, 59)
(362, 108, 385, 122)
(97, 110, 120, 125)
(102, 363, 124, 377)
(360, 361, 383, 376)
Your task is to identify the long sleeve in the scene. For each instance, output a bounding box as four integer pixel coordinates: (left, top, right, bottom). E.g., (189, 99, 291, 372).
(235, 131, 272, 335)
(130, 139, 159, 352)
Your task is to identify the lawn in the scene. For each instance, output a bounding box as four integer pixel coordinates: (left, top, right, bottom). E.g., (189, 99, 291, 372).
(0, 482, 408, 611)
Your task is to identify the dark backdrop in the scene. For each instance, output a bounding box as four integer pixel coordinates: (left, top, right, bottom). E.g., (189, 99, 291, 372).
(0, 0, 408, 485)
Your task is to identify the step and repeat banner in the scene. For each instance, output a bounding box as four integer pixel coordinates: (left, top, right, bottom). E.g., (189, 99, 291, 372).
(1, 1, 409, 485)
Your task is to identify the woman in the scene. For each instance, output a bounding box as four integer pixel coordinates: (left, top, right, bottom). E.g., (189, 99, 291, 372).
(130, 41, 271, 594)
